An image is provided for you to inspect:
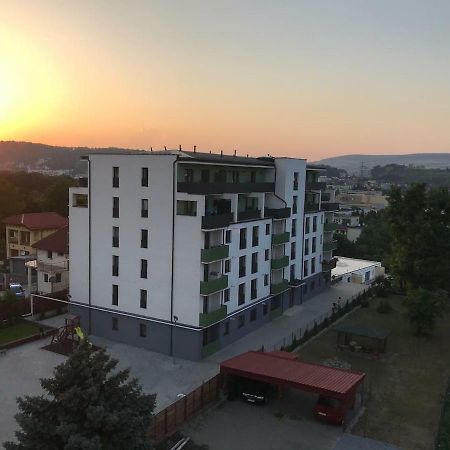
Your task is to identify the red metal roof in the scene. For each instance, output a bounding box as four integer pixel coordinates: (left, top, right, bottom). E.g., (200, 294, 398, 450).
(220, 351, 365, 399)
(2, 212, 68, 230)
(32, 225, 69, 254)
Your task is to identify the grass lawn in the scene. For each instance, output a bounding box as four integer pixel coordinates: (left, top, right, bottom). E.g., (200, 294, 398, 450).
(0, 321, 42, 346)
(297, 294, 450, 450)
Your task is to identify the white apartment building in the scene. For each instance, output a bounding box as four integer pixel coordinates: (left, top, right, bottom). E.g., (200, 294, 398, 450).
(69, 151, 334, 360)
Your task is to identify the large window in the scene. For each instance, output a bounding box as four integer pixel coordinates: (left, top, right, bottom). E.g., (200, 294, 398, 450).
(303, 260, 308, 277)
(141, 229, 148, 248)
(311, 257, 316, 274)
(223, 288, 230, 303)
(251, 279, 257, 300)
(112, 284, 118, 306)
(313, 216, 317, 232)
(141, 199, 149, 218)
(141, 168, 149, 187)
(291, 219, 297, 237)
(112, 255, 119, 277)
(238, 283, 245, 305)
(312, 237, 316, 253)
(251, 252, 258, 274)
(239, 228, 247, 250)
(113, 197, 119, 218)
(140, 289, 147, 308)
(176, 200, 197, 216)
(304, 238, 309, 255)
(239, 256, 246, 278)
(252, 226, 259, 247)
(140, 259, 148, 279)
(293, 196, 298, 214)
(305, 217, 310, 234)
(112, 226, 119, 248)
(113, 167, 119, 188)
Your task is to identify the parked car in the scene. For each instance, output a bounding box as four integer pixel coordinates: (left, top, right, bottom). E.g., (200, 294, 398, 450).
(313, 395, 345, 425)
(240, 379, 274, 405)
(8, 283, 25, 299)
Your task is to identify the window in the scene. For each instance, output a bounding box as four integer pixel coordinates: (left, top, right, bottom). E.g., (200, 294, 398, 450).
(263, 303, 268, 315)
(251, 279, 257, 299)
(112, 284, 118, 305)
(250, 308, 257, 322)
(140, 289, 147, 308)
(238, 314, 245, 328)
(252, 226, 259, 247)
(44, 274, 49, 282)
(8, 230, 14, 238)
(113, 167, 119, 188)
(312, 237, 317, 253)
(311, 257, 316, 274)
(291, 219, 297, 237)
(73, 193, 88, 207)
(176, 200, 197, 216)
(55, 273, 62, 283)
(304, 239, 309, 255)
(265, 249, 269, 261)
(225, 230, 231, 244)
(113, 197, 119, 218)
(265, 223, 270, 235)
(112, 255, 119, 276)
(239, 228, 246, 250)
(239, 256, 246, 278)
(313, 216, 317, 232)
(293, 196, 298, 214)
(139, 323, 147, 337)
(264, 274, 269, 286)
(224, 321, 230, 335)
(112, 226, 119, 247)
(293, 172, 299, 190)
(224, 288, 230, 303)
(222, 260, 230, 275)
(251, 252, 258, 274)
(141, 229, 148, 248)
(303, 260, 308, 277)
(141, 167, 149, 187)
(201, 169, 210, 183)
(140, 259, 148, 279)
(112, 317, 118, 331)
(290, 242, 296, 260)
(238, 283, 245, 305)
(232, 170, 240, 183)
(47, 250, 52, 259)
(184, 168, 194, 183)
(290, 264, 295, 282)
(305, 217, 310, 234)
(141, 199, 149, 218)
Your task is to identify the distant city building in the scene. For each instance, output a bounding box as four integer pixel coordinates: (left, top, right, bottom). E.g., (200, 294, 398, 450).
(332, 257, 384, 284)
(69, 151, 336, 360)
(334, 211, 362, 242)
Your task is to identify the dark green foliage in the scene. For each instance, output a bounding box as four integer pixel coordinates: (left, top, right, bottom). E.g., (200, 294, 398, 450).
(403, 288, 449, 335)
(0, 290, 21, 324)
(4, 339, 156, 450)
(377, 299, 393, 314)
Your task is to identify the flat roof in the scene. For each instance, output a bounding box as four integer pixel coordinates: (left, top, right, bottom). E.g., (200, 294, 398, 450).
(332, 257, 381, 277)
(220, 351, 365, 398)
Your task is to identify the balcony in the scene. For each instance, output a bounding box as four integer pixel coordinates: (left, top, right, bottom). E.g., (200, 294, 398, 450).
(200, 275, 228, 295)
(201, 245, 229, 263)
(201, 213, 234, 230)
(324, 222, 339, 232)
(178, 182, 275, 195)
(199, 305, 227, 327)
(323, 240, 338, 252)
(271, 279, 289, 295)
(305, 202, 320, 213)
(271, 255, 289, 270)
(264, 207, 291, 220)
(306, 181, 326, 191)
(8, 237, 18, 244)
(272, 231, 290, 245)
(321, 203, 340, 211)
(237, 209, 261, 222)
(202, 340, 220, 358)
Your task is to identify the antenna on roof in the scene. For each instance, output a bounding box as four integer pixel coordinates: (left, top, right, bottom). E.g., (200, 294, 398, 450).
(246, 154, 249, 157)
(150, 147, 153, 152)
(209, 150, 212, 154)
(179, 145, 182, 151)
(164, 146, 167, 151)
(234, 149, 237, 156)
(193, 145, 196, 153)
(220, 150, 223, 157)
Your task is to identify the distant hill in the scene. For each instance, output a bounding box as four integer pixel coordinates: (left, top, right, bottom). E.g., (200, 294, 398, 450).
(0, 141, 145, 175)
(315, 153, 450, 175)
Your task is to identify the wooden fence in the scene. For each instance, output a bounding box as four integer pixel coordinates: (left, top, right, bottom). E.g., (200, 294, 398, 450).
(149, 373, 222, 443)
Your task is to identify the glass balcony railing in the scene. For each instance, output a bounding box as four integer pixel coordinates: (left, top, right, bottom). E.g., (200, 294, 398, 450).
(272, 232, 290, 245)
(271, 279, 289, 295)
(271, 256, 289, 270)
(199, 305, 227, 327)
(264, 207, 291, 220)
(201, 245, 229, 263)
(200, 275, 228, 295)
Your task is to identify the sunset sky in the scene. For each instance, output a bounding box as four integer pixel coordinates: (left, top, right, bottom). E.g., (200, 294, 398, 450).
(1, 0, 450, 160)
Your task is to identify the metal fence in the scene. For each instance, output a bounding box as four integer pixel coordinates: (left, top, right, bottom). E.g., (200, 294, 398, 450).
(149, 374, 223, 443)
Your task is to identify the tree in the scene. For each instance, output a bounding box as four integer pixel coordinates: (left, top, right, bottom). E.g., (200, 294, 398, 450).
(0, 289, 21, 324)
(403, 288, 448, 335)
(4, 339, 156, 450)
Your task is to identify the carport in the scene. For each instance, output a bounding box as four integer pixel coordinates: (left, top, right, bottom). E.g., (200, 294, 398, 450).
(220, 351, 365, 425)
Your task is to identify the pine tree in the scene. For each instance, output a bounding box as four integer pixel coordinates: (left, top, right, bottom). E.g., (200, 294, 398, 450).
(4, 339, 156, 450)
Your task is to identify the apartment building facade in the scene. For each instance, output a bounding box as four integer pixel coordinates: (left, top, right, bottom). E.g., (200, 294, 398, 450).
(69, 151, 334, 360)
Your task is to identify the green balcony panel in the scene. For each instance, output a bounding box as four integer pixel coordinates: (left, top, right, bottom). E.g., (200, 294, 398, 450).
(272, 232, 290, 246)
(202, 340, 220, 358)
(324, 222, 339, 232)
(201, 245, 229, 263)
(270, 307, 282, 320)
(271, 279, 289, 295)
(199, 305, 227, 327)
(323, 241, 338, 252)
(200, 275, 228, 295)
(271, 255, 289, 270)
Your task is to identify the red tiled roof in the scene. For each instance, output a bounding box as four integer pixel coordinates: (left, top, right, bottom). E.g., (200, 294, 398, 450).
(32, 225, 69, 254)
(220, 351, 365, 398)
(1, 212, 68, 230)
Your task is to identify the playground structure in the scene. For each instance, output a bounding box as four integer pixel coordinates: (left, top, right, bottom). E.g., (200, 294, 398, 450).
(46, 314, 84, 355)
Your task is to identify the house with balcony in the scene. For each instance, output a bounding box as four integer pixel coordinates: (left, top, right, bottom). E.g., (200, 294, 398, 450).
(32, 225, 69, 294)
(69, 150, 332, 360)
(2, 212, 68, 276)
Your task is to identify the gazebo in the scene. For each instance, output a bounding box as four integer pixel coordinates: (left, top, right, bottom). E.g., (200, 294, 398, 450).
(335, 323, 389, 354)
